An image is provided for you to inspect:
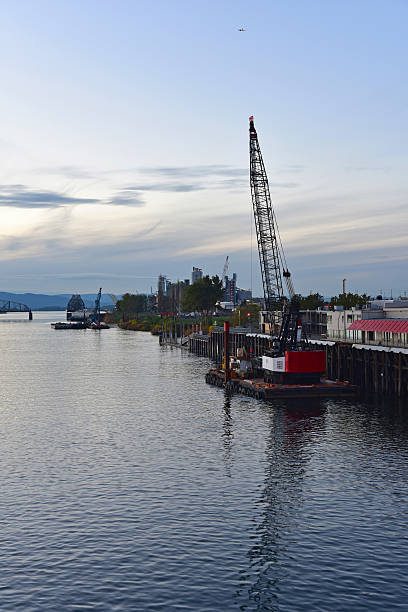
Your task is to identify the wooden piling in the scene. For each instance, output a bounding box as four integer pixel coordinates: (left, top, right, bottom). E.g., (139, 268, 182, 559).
(224, 322, 230, 382)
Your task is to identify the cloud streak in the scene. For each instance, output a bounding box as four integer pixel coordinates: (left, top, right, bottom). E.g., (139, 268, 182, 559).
(0, 163, 257, 210)
(0, 185, 98, 208)
(123, 183, 204, 193)
(141, 164, 248, 178)
(0, 185, 146, 208)
(35, 166, 98, 180)
(105, 189, 145, 206)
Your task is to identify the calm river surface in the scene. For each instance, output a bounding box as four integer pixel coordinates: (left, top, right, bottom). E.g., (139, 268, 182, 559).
(1, 312, 408, 611)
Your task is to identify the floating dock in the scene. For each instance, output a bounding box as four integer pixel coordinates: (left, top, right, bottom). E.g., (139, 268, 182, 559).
(205, 369, 358, 399)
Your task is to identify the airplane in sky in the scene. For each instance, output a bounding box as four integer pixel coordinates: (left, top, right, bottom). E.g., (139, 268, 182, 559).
(237, 27, 246, 31)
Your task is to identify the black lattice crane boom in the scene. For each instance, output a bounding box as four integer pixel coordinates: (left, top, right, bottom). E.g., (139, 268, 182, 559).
(249, 116, 301, 355)
(249, 116, 285, 312)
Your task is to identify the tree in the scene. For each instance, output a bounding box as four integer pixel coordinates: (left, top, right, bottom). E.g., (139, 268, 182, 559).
(180, 275, 223, 316)
(116, 293, 147, 320)
(298, 293, 325, 310)
(232, 302, 261, 328)
(330, 292, 370, 309)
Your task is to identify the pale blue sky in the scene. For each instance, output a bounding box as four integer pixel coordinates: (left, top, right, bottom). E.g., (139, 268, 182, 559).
(0, 0, 407, 296)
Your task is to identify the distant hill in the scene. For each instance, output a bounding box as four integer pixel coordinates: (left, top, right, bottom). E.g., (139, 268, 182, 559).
(0, 292, 116, 310)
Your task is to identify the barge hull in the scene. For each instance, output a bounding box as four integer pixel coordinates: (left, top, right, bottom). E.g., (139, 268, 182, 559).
(205, 370, 358, 399)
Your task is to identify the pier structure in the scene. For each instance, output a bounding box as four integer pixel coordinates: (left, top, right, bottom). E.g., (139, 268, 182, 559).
(158, 320, 195, 349)
(187, 328, 408, 397)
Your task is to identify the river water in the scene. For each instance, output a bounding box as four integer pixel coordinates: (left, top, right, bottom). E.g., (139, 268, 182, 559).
(1, 312, 408, 611)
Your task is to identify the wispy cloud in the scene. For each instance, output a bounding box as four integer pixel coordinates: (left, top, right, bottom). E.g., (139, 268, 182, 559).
(126, 165, 251, 192)
(0, 185, 146, 208)
(0, 185, 98, 208)
(141, 164, 248, 178)
(35, 166, 98, 180)
(37, 163, 249, 181)
(269, 182, 299, 189)
(105, 189, 145, 206)
(123, 183, 204, 193)
(345, 165, 390, 173)
(278, 164, 305, 174)
(33, 272, 158, 280)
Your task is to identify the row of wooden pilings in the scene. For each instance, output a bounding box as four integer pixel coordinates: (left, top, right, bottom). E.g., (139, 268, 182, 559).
(159, 321, 200, 347)
(325, 342, 408, 396)
(187, 328, 408, 397)
(189, 329, 273, 364)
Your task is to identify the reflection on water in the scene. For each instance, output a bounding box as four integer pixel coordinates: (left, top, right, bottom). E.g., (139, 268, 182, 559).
(0, 313, 408, 611)
(237, 405, 326, 611)
(222, 392, 234, 478)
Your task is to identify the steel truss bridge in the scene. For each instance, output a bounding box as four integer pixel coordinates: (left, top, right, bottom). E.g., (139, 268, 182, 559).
(0, 300, 32, 315)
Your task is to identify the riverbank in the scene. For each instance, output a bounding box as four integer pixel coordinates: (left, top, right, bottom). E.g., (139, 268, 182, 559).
(105, 311, 235, 336)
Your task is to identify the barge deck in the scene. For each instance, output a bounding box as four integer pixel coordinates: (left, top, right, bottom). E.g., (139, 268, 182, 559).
(205, 369, 358, 399)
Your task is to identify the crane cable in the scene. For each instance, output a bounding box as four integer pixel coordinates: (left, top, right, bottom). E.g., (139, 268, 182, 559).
(272, 209, 295, 298)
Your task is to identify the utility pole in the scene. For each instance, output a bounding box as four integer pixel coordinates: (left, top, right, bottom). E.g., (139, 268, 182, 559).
(342, 278, 346, 295)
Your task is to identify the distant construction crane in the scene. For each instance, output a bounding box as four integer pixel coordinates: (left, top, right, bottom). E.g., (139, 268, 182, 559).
(90, 288, 102, 325)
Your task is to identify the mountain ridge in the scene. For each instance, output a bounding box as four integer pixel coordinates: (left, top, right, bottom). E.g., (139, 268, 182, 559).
(0, 292, 116, 309)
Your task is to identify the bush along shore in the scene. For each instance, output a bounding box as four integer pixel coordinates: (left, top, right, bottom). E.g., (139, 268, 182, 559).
(104, 312, 162, 334)
(104, 311, 234, 336)
(104, 292, 257, 336)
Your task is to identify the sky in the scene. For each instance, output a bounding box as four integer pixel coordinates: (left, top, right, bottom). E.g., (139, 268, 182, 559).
(0, 0, 407, 297)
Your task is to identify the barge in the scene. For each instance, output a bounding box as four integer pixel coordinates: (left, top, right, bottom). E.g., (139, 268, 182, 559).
(51, 321, 87, 329)
(205, 322, 358, 400)
(206, 368, 358, 399)
(51, 321, 110, 329)
(51, 288, 109, 329)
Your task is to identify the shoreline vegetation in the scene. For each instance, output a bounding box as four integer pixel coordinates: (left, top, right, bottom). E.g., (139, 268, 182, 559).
(104, 312, 233, 336)
(104, 285, 254, 335)
(103, 290, 370, 336)
(104, 311, 162, 333)
(104, 293, 262, 335)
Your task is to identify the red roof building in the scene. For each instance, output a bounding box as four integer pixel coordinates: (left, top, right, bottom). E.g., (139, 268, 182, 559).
(347, 319, 408, 348)
(348, 320, 408, 333)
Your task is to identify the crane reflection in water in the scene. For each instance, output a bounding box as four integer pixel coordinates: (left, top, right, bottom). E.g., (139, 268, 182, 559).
(221, 391, 234, 479)
(225, 398, 326, 610)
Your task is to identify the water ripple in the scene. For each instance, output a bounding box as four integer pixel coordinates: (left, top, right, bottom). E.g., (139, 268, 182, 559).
(0, 313, 407, 610)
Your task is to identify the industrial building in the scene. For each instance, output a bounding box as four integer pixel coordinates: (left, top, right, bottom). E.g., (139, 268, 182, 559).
(327, 299, 408, 347)
(191, 267, 203, 284)
(224, 273, 237, 304)
(260, 298, 408, 348)
(157, 274, 190, 314)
